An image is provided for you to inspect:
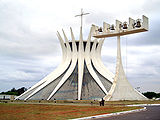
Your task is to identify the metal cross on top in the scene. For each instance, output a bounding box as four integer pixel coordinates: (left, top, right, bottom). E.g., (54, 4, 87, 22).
(75, 9, 90, 28)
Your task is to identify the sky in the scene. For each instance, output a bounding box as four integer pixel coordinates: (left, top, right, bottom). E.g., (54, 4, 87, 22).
(0, 0, 160, 93)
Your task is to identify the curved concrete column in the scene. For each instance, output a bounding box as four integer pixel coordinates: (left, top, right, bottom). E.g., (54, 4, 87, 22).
(84, 28, 108, 95)
(47, 28, 78, 100)
(16, 31, 68, 100)
(96, 39, 114, 79)
(77, 27, 85, 100)
(23, 30, 72, 100)
(90, 39, 114, 83)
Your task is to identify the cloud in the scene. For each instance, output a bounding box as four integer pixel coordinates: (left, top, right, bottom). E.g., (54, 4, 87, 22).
(0, 0, 159, 93)
(0, 0, 63, 92)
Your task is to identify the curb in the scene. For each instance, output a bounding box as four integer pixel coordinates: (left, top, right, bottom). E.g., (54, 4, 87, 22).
(126, 104, 160, 107)
(71, 107, 147, 120)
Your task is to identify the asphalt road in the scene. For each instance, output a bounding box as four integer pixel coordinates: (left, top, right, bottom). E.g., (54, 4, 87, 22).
(92, 106, 160, 120)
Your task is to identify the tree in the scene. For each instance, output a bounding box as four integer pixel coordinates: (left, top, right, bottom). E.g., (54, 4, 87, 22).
(143, 92, 159, 99)
(17, 87, 27, 95)
(0, 87, 27, 96)
(11, 88, 16, 92)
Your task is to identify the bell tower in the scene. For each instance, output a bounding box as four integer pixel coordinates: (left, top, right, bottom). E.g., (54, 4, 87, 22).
(93, 15, 148, 101)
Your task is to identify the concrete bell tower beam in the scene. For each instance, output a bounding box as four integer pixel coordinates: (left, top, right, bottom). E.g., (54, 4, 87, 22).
(93, 15, 148, 101)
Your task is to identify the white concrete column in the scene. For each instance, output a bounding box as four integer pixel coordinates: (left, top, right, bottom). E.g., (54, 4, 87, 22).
(104, 36, 148, 101)
(78, 27, 85, 100)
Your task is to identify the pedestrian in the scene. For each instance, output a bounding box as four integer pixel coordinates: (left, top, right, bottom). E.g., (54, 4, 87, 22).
(100, 98, 105, 106)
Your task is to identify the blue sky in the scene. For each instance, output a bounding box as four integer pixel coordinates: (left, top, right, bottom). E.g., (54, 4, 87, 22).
(0, 0, 160, 93)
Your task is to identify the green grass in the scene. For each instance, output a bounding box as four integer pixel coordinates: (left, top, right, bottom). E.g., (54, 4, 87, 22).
(0, 103, 141, 120)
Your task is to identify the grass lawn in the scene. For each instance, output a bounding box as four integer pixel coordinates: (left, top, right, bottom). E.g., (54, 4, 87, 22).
(0, 103, 141, 120)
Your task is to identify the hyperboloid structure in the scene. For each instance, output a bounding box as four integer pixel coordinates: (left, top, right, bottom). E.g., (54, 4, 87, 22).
(16, 14, 148, 101)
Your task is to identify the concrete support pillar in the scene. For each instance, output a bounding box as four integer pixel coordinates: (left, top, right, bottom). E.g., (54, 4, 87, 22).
(104, 36, 148, 101)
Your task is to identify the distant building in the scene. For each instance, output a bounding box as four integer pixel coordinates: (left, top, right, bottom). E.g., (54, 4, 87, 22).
(0, 95, 16, 100)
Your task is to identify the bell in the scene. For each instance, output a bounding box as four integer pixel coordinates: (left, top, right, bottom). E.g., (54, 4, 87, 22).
(123, 22, 128, 29)
(132, 23, 136, 28)
(110, 24, 115, 30)
(119, 24, 122, 30)
(135, 19, 141, 28)
(98, 27, 103, 32)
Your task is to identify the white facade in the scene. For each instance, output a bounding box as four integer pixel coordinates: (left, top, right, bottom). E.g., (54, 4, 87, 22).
(16, 15, 148, 101)
(16, 27, 114, 100)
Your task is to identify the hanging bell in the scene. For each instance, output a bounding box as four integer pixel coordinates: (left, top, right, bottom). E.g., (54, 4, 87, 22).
(98, 27, 103, 32)
(123, 22, 128, 29)
(119, 24, 122, 30)
(135, 19, 141, 28)
(110, 24, 115, 30)
(132, 23, 136, 28)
